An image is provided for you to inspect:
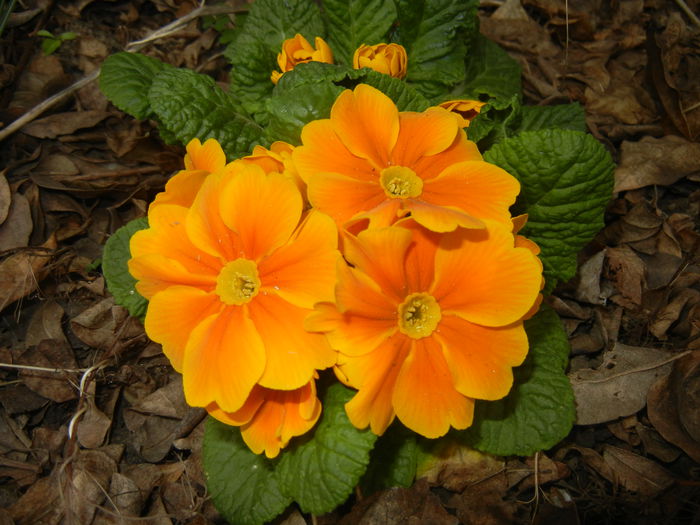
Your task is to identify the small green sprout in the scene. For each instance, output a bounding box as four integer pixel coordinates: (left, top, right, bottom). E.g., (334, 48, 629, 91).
(36, 29, 77, 55)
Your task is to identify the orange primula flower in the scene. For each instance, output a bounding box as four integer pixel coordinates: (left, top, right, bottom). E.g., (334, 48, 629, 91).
(271, 34, 334, 84)
(293, 84, 520, 233)
(150, 138, 229, 211)
(306, 219, 543, 439)
(242, 141, 304, 196)
(437, 99, 487, 128)
(208, 378, 321, 458)
(129, 160, 340, 419)
(353, 43, 407, 79)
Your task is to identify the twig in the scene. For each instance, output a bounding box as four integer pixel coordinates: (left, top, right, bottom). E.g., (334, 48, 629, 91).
(0, 2, 245, 142)
(674, 0, 700, 27)
(0, 361, 87, 373)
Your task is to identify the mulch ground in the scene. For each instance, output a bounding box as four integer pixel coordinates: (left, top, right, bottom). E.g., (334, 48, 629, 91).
(1, 1, 699, 524)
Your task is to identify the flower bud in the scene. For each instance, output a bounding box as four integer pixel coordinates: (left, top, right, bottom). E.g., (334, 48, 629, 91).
(353, 43, 407, 79)
(271, 34, 334, 84)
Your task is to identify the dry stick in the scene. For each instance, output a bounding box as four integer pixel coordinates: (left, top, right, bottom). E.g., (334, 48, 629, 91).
(674, 0, 700, 27)
(0, 3, 243, 143)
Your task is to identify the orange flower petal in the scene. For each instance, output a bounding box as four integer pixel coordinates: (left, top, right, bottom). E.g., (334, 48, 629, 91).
(294, 119, 375, 183)
(392, 108, 460, 167)
(342, 226, 413, 303)
(334, 260, 397, 319)
(131, 203, 221, 275)
(248, 294, 336, 390)
(184, 138, 226, 171)
(145, 286, 222, 371)
(392, 338, 474, 438)
(404, 200, 485, 232)
(258, 210, 338, 308)
(186, 171, 243, 261)
(410, 132, 482, 181)
(242, 382, 321, 458)
(436, 314, 528, 400)
(219, 167, 302, 261)
(421, 161, 520, 227)
(183, 306, 265, 412)
(128, 254, 217, 299)
(150, 170, 209, 210)
(330, 85, 398, 167)
(305, 302, 397, 358)
(398, 219, 440, 293)
(342, 334, 410, 436)
(206, 387, 265, 426)
(432, 222, 542, 327)
(306, 171, 387, 226)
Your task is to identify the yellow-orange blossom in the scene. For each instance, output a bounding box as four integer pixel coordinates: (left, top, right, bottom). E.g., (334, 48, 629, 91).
(306, 219, 542, 438)
(129, 149, 339, 457)
(293, 84, 520, 233)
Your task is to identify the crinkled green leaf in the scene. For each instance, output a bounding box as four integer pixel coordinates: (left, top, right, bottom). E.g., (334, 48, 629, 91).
(102, 218, 148, 320)
(225, 0, 325, 116)
(277, 383, 378, 514)
(99, 52, 170, 120)
(466, 94, 520, 150)
(264, 62, 429, 144)
(450, 33, 521, 106)
(203, 418, 291, 525)
(323, 0, 397, 65)
(361, 423, 418, 494)
(148, 68, 264, 158)
(484, 129, 614, 292)
(460, 306, 575, 456)
(394, 0, 478, 99)
(516, 103, 586, 134)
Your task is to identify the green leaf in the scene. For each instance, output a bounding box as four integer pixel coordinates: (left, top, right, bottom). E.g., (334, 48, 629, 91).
(323, 0, 397, 65)
(277, 383, 378, 515)
(148, 68, 264, 158)
(361, 423, 418, 494)
(264, 62, 430, 145)
(226, 0, 325, 116)
(465, 94, 521, 150)
(203, 418, 292, 525)
(484, 129, 614, 291)
(395, 0, 479, 100)
(516, 103, 586, 134)
(460, 306, 575, 456)
(99, 52, 170, 120)
(41, 38, 61, 55)
(451, 33, 522, 106)
(102, 218, 149, 320)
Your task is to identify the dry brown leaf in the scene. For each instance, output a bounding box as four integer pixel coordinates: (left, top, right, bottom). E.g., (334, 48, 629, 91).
(18, 340, 78, 403)
(0, 192, 32, 251)
(22, 110, 112, 139)
(614, 135, 700, 192)
(76, 390, 112, 449)
(61, 448, 120, 525)
(417, 441, 506, 492)
(570, 342, 676, 425)
(605, 245, 645, 304)
(25, 300, 67, 347)
(0, 171, 10, 225)
(575, 250, 607, 305)
(108, 472, 143, 517)
(339, 479, 458, 525)
(602, 445, 675, 496)
(8, 475, 61, 525)
(650, 288, 700, 339)
(647, 351, 700, 463)
(0, 234, 57, 313)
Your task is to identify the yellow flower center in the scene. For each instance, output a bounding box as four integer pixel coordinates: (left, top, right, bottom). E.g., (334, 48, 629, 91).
(398, 293, 441, 339)
(380, 166, 423, 199)
(216, 258, 261, 305)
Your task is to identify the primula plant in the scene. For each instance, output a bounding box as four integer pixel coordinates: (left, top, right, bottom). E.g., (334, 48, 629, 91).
(99, 0, 614, 523)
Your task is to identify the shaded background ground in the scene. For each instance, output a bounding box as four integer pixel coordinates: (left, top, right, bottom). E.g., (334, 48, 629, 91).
(0, 0, 699, 523)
